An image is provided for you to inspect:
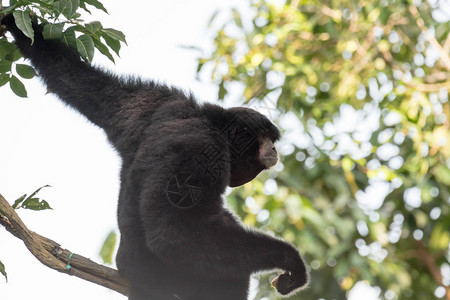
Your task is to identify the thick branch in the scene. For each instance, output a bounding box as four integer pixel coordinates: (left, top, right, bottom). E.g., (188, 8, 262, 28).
(0, 193, 129, 296)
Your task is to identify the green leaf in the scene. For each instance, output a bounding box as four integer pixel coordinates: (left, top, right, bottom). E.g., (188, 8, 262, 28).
(67, 0, 80, 18)
(101, 28, 127, 45)
(0, 74, 10, 87)
(99, 231, 116, 264)
(54, 0, 80, 19)
(12, 185, 52, 210)
(62, 28, 77, 50)
(9, 75, 27, 97)
(207, 10, 219, 28)
(0, 60, 12, 73)
(430, 223, 450, 250)
(43, 23, 65, 40)
(92, 37, 115, 63)
(196, 59, 204, 74)
(380, 9, 390, 25)
(0, 5, 18, 16)
(76, 35, 95, 62)
(232, 8, 243, 28)
(83, 0, 108, 14)
(69, 24, 92, 35)
(100, 32, 121, 56)
(0, 40, 18, 60)
(25, 185, 51, 201)
(218, 81, 226, 100)
(79, 1, 92, 14)
(21, 198, 52, 210)
(16, 64, 36, 79)
(12, 194, 27, 209)
(12, 11, 34, 44)
(34, 3, 54, 16)
(0, 40, 22, 62)
(20, 186, 52, 210)
(86, 21, 102, 33)
(434, 165, 450, 185)
(5, 48, 22, 62)
(0, 260, 7, 281)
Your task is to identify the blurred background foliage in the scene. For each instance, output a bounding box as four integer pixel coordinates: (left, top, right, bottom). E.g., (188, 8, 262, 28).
(196, 0, 450, 299)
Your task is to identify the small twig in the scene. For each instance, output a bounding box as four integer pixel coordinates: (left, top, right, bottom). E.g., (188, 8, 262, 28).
(407, 80, 450, 92)
(443, 33, 450, 53)
(320, 5, 342, 20)
(0, 193, 129, 296)
(425, 71, 450, 83)
(289, 0, 299, 9)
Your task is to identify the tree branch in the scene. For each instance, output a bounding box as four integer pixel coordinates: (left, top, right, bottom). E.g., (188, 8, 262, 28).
(0, 193, 129, 296)
(415, 240, 450, 300)
(407, 80, 450, 92)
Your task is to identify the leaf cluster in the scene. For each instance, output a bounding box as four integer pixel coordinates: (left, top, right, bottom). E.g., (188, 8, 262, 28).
(0, 185, 53, 281)
(0, 0, 126, 97)
(12, 185, 52, 210)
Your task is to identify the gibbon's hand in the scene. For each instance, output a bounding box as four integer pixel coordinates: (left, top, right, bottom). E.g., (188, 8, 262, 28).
(271, 271, 308, 296)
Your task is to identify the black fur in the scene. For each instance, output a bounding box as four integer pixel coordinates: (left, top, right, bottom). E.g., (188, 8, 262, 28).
(2, 15, 308, 300)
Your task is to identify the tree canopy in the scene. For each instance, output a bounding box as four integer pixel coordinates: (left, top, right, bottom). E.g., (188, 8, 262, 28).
(197, 0, 450, 299)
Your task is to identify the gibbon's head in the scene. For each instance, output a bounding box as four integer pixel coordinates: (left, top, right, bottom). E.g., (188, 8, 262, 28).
(225, 107, 280, 187)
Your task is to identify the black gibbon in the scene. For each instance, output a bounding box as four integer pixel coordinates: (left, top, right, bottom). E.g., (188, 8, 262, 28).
(1, 14, 308, 300)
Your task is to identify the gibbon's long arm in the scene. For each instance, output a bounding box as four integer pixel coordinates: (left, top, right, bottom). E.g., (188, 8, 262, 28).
(2, 15, 184, 159)
(2, 15, 127, 128)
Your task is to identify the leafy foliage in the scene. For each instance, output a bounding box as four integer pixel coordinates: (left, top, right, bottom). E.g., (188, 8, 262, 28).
(0, 259, 6, 281)
(12, 10, 34, 43)
(0, 0, 126, 97)
(198, 0, 450, 299)
(12, 185, 52, 210)
(1, 185, 52, 280)
(99, 231, 116, 265)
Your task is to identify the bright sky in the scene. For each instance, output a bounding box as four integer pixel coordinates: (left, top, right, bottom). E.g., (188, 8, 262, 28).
(0, 1, 383, 299)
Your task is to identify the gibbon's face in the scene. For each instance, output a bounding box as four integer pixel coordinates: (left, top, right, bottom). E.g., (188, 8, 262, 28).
(226, 107, 280, 187)
(228, 137, 278, 187)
